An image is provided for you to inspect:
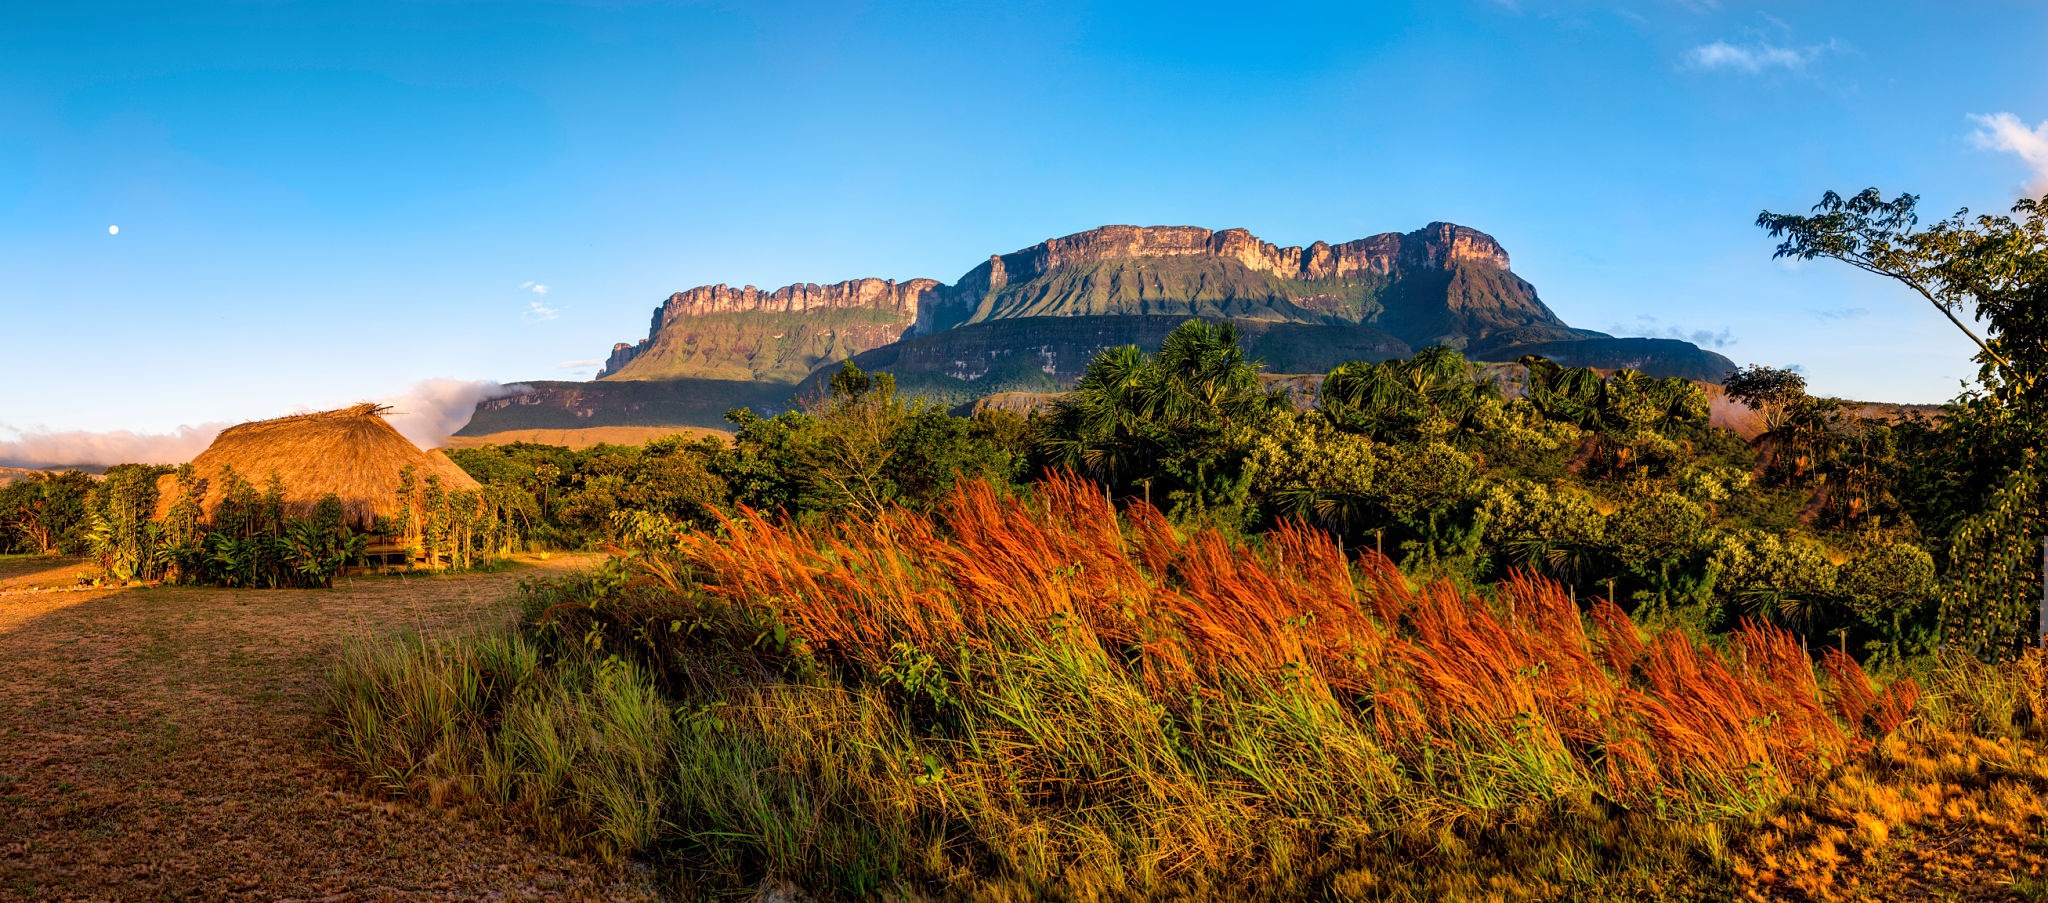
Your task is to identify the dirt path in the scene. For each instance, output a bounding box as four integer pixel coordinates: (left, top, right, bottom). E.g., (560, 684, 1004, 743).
(0, 555, 659, 902)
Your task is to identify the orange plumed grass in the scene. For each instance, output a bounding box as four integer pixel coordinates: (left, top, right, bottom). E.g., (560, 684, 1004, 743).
(676, 473, 1912, 822)
(336, 472, 1968, 900)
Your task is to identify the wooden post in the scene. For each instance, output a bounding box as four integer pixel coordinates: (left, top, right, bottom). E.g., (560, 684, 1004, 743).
(2040, 536, 2047, 649)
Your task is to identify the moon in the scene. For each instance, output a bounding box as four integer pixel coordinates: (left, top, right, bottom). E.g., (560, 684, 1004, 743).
(108, 225, 119, 235)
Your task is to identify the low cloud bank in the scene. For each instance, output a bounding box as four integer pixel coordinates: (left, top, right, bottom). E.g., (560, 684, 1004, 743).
(0, 423, 227, 470)
(375, 379, 527, 449)
(0, 379, 525, 470)
(1615, 315, 1737, 350)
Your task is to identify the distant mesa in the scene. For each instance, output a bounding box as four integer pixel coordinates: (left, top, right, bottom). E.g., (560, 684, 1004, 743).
(461, 222, 1738, 436)
(594, 222, 1574, 383)
(599, 278, 936, 383)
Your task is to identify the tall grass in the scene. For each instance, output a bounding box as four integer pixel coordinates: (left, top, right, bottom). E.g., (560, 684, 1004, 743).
(331, 473, 1922, 900)
(330, 628, 673, 860)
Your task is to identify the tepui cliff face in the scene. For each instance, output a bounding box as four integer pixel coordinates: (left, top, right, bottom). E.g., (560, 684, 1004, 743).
(944, 222, 1510, 298)
(601, 277, 941, 380)
(597, 222, 1587, 383)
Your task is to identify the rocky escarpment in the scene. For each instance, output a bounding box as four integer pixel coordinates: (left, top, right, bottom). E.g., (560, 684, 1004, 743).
(937, 222, 1508, 308)
(914, 222, 1535, 337)
(600, 278, 940, 380)
(599, 222, 1578, 384)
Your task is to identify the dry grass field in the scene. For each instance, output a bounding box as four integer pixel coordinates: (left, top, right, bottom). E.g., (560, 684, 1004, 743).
(0, 553, 657, 902)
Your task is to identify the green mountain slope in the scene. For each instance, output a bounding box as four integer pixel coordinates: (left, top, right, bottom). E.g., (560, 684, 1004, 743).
(798, 316, 1737, 407)
(457, 379, 798, 434)
(797, 315, 1415, 406)
(952, 257, 1385, 324)
(604, 308, 910, 383)
(1475, 337, 1739, 383)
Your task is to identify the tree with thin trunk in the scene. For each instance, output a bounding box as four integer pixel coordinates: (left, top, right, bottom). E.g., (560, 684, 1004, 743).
(1759, 189, 2048, 654)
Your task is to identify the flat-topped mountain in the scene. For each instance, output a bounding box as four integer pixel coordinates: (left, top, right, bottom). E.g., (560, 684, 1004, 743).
(597, 222, 1647, 386)
(915, 222, 1539, 337)
(458, 222, 1741, 436)
(599, 278, 939, 382)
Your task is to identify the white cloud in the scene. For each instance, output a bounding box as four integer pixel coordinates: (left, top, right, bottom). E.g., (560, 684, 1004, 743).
(375, 379, 528, 449)
(554, 359, 602, 369)
(1970, 112, 2048, 197)
(0, 380, 530, 467)
(524, 299, 559, 321)
(1619, 315, 1737, 349)
(521, 280, 550, 295)
(1814, 307, 1869, 321)
(0, 422, 226, 469)
(1685, 40, 1828, 74)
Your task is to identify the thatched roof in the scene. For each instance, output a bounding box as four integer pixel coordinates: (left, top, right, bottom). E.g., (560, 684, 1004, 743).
(155, 404, 481, 530)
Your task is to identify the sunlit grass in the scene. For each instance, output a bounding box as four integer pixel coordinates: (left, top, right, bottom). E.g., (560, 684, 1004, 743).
(331, 474, 1937, 900)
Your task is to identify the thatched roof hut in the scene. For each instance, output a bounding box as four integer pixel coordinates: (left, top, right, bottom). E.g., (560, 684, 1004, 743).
(156, 404, 481, 530)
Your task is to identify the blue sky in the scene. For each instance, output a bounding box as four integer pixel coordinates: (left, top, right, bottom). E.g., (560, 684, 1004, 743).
(3, 1, 2046, 453)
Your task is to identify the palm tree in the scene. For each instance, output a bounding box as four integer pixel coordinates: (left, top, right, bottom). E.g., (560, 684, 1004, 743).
(1043, 320, 1287, 512)
(1042, 344, 1156, 486)
(1517, 356, 1709, 472)
(1322, 346, 1502, 439)
(1519, 356, 1610, 431)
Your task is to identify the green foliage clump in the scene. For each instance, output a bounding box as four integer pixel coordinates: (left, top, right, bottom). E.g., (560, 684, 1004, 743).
(1762, 188, 2048, 655)
(0, 470, 95, 555)
(1708, 530, 1839, 631)
(446, 365, 1027, 548)
(1041, 320, 1288, 525)
(723, 363, 1027, 519)
(1480, 479, 1606, 585)
(85, 464, 173, 581)
(445, 438, 724, 551)
(153, 466, 367, 588)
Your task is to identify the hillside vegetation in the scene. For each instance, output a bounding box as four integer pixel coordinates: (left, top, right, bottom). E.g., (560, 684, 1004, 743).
(605, 307, 913, 383)
(455, 378, 798, 435)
